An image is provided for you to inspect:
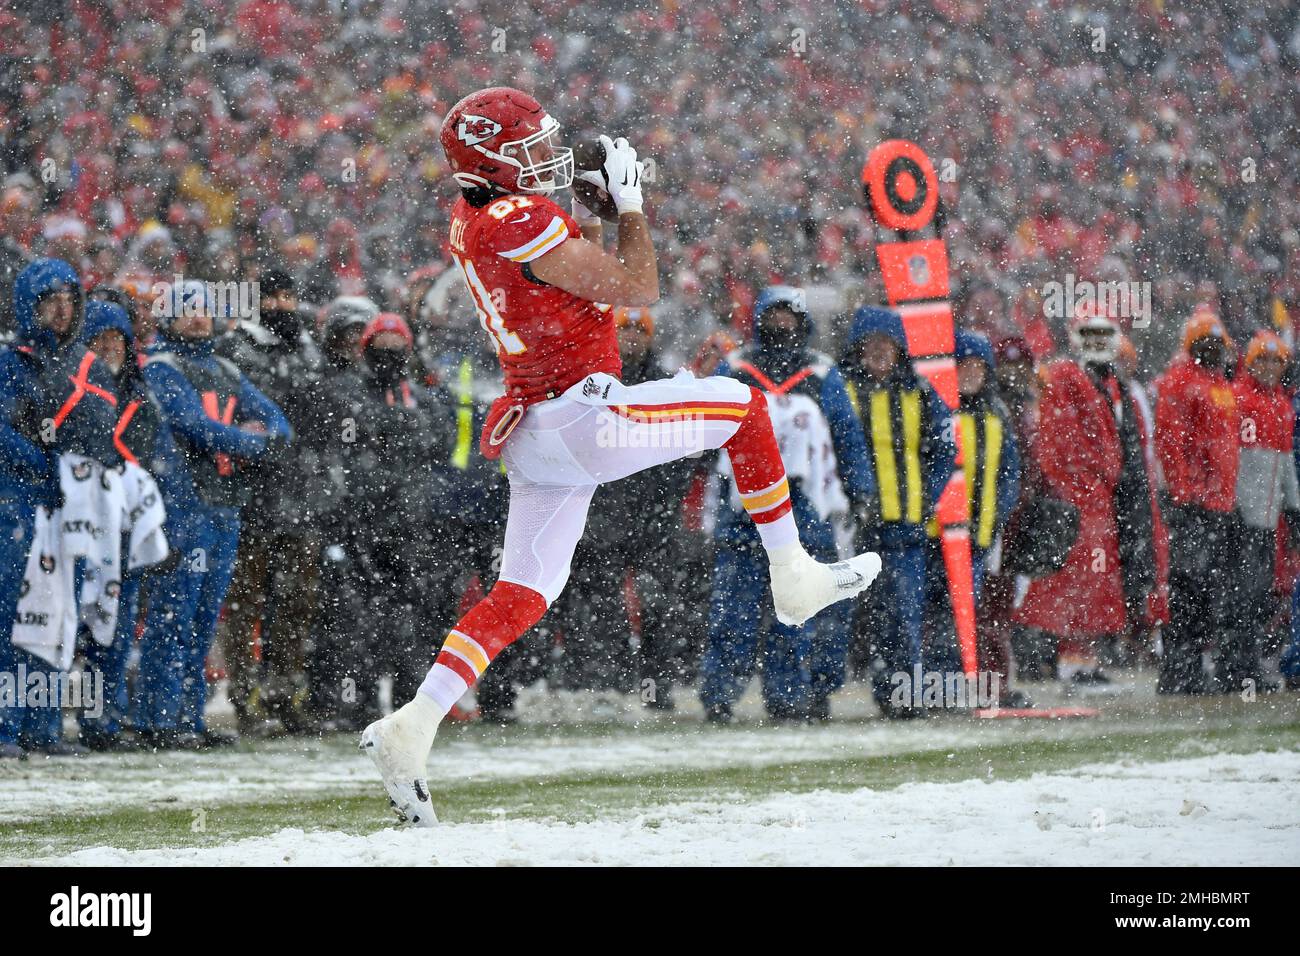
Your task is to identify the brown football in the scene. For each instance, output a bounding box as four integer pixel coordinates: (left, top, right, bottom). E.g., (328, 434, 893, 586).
(571, 139, 619, 222)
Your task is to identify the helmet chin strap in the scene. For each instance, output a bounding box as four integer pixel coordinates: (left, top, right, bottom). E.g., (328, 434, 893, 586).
(454, 168, 558, 197)
(453, 171, 498, 191)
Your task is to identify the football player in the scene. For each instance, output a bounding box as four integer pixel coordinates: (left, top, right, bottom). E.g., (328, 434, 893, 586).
(361, 87, 882, 825)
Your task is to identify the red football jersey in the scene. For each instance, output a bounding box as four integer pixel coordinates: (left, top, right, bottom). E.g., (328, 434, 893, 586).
(448, 193, 621, 403)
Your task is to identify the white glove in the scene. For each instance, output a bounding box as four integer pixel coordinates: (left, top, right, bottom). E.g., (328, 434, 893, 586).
(577, 134, 644, 215)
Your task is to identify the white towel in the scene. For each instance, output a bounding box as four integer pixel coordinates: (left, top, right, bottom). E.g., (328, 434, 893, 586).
(58, 454, 127, 648)
(58, 453, 122, 563)
(78, 463, 168, 646)
(11, 507, 78, 670)
(122, 461, 168, 571)
(12, 454, 147, 663)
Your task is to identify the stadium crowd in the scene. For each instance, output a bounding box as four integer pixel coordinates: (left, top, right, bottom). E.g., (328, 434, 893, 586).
(2, 0, 1300, 753)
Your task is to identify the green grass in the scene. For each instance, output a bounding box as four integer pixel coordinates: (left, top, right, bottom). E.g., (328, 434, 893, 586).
(4, 707, 1298, 861)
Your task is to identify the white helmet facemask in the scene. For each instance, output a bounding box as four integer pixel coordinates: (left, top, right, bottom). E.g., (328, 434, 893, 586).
(467, 114, 574, 195)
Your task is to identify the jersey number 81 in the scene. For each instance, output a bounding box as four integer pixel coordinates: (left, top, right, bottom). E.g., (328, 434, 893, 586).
(453, 254, 527, 356)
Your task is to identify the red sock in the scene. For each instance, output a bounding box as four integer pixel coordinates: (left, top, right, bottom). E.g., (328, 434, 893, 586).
(418, 580, 547, 713)
(724, 385, 797, 548)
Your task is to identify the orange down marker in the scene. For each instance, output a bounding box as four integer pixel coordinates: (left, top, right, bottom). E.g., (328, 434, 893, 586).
(862, 140, 978, 677)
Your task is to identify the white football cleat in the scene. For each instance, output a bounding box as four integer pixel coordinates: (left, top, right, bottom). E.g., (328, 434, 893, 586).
(359, 695, 443, 828)
(768, 543, 883, 627)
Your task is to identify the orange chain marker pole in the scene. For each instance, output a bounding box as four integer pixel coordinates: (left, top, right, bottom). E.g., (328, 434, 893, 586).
(862, 140, 977, 677)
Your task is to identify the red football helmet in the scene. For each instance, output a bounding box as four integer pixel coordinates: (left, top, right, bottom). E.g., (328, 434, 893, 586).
(439, 87, 574, 195)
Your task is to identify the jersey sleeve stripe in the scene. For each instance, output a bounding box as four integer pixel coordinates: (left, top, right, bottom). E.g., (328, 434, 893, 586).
(498, 215, 569, 262)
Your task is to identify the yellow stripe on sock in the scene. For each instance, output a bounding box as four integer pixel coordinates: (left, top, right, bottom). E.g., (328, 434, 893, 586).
(443, 631, 489, 675)
(742, 478, 790, 512)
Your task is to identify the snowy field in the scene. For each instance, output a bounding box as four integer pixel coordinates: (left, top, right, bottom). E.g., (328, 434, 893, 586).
(2, 677, 1297, 866)
(24, 750, 1300, 867)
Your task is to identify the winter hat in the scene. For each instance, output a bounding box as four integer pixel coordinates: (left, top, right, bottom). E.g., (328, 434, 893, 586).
(82, 299, 133, 345)
(42, 215, 88, 242)
(321, 296, 379, 338)
(360, 313, 413, 351)
(846, 305, 905, 348)
(1245, 329, 1290, 367)
(753, 285, 807, 322)
(157, 279, 213, 335)
(954, 329, 995, 368)
(1182, 305, 1230, 352)
(13, 257, 83, 346)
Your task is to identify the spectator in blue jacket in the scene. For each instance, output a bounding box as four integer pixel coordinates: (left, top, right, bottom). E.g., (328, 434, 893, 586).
(699, 286, 874, 722)
(840, 306, 955, 718)
(0, 259, 120, 756)
(132, 281, 290, 749)
(923, 329, 1021, 678)
(77, 292, 166, 750)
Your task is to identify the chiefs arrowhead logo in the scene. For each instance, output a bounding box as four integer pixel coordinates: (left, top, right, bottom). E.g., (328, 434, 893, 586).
(458, 114, 502, 146)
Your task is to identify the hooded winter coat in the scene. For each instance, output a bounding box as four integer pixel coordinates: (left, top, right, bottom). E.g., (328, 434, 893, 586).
(0, 258, 120, 510)
(81, 299, 162, 472)
(1015, 357, 1153, 636)
(714, 287, 874, 549)
(143, 331, 291, 512)
(1156, 355, 1239, 513)
(840, 305, 954, 548)
(945, 330, 1021, 551)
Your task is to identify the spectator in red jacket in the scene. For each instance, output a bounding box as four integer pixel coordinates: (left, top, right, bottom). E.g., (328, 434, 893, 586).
(1227, 331, 1298, 692)
(1155, 309, 1241, 693)
(1014, 310, 1155, 685)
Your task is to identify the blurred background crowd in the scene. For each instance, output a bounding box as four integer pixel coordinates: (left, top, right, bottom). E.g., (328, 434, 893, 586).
(2, 0, 1300, 754)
